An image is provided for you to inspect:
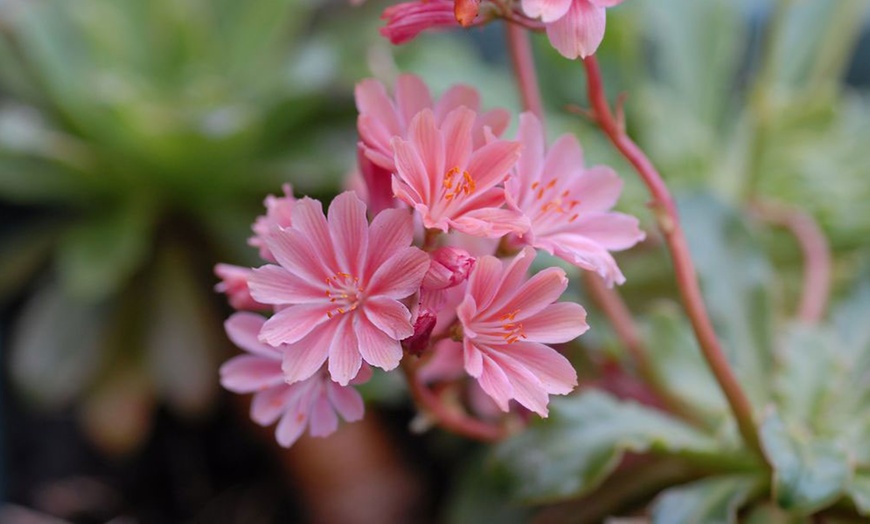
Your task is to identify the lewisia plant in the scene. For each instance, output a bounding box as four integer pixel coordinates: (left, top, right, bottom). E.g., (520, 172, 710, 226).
(215, 75, 643, 447)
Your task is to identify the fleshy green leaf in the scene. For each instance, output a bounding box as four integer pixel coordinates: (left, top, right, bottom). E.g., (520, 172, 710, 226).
(56, 201, 154, 300)
(144, 244, 219, 417)
(760, 409, 851, 515)
(644, 306, 729, 421)
(494, 390, 726, 502)
(680, 192, 774, 406)
(848, 473, 870, 516)
(9, 280, 107, 408)
(650, 475, 763, 524)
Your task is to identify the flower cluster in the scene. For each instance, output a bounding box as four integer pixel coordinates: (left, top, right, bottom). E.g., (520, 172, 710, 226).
(216, 75, 642, 447)
(379, 0, 625, 59)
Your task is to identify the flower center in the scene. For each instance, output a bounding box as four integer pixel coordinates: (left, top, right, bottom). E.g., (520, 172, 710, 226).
(324, 272, 364, 318)
(499, 309, 527, 344)
(531, 179, 580, 222)
(443, 166, 476, 200)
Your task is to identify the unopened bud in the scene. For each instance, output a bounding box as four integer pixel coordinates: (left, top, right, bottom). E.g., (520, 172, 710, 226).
(422, 247, 475, 290)
(453, 0, 481, 27)
(403, 310, 437, 355)
(214, 264, 267, 311)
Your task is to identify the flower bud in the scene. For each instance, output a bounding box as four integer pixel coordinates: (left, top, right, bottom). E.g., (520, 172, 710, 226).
(422, 247, 475, 290)
(403, 310, 437, 355)
(214, 264, 267, 311)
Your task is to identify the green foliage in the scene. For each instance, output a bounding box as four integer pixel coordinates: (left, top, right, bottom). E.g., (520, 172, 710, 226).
(495, 192, 870, 519)
(650, 475, 764, 524)
(495, 390, 726, 502)
(0, 0, 366, 452)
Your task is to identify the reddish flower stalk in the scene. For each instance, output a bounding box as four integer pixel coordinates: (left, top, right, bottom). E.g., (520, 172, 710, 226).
(581, 55, 766, 461)
(401, 359, 508, 442)
(503, 25, 702, 425)
(749, 200, 831, 325)
(506, 22, 544, 120)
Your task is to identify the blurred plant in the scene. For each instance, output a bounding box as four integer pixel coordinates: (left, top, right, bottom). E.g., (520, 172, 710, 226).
(0, 0, 364, 454)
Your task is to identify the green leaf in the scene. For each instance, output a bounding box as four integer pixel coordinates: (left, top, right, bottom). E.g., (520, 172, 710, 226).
(848, 473, 870, 516)
(0, 223, 56, 302)
(760, 409, 851, 515)
(144, 244, 219, 417)
(679, 192, 774, 406)
(9, 279, 107, 408)
(650, 475, 763, 524)
(642, 0, 747, 131)
(445, 452, 532, 524)
(494, 390, 724, 502)
(644, 305, 730, 421)
(56, 201, 154, 300)
(743, 503, 811, 524)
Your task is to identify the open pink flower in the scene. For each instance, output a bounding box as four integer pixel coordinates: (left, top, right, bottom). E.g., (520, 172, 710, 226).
(220, 312, 369, 447)
(522, 0, 624, 59)
(391, 107, 529, 237)
(247, 191, 430, 386)
(356, 75, 509, 172)
(456, 247, 587, 416)
(249, 184, 296, 262)
(355, 75, 509, 212)
(505, 113, 644, 286)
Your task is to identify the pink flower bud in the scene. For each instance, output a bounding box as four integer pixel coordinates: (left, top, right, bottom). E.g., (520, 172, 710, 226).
(422, 247, 475, 290)
(403, 309, 437, 355)
(214, 264, 267, 311)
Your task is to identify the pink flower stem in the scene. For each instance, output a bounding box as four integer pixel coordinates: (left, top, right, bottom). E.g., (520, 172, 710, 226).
(581, 55, 766, 462)
(749, 200, 831, 324)
(504, 23, 703, 426)
(506, 22, 544, 119)
(400, 359, 508, 442)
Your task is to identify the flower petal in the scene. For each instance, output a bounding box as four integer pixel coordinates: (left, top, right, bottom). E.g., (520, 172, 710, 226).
(477, 352, 514, 412)
(250, 384, 294, 426)
(259, 303, 332, 346)
(490, 267, 568, 319)
(521, 302, 589, 343)
(500, 341, 578, 396)
(308, 392, 340, 437)
(282, 323, 334, 384)
(366, 246, 430, 299)
(328, 191, 369, 275)
(433, 84, 481, 120)
(327, 382, 366, 422)
(328, 316, 362, 386)
(220, 355, 285, 393)
(365, 296, 414, 340)
(366, 207, 414, 272)
(395, 74, 433, 124)
(354, 315, 404, 372)
(248, 265, 324, 305)
(522, 0, 572, 23)
(224, 312, 277, 358)
(408, 109, 444, 201)
(570, 211, 645, 251)
(546, 0, 606, 59)
(275, 399, 310, 447)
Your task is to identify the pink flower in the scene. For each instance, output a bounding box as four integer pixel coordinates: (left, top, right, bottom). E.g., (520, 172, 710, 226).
(380, 0, 461, 45)
(522, 0, 625, 59)
(505, 113, 644, 286)
(220, 312, 369, 448)
(391, 107, 529, 237)
(355, 75, 510, 211)
(456, 247, 587, 416)
(214, 263, 266, 311)
(249, 184, 296, 262)
(247, 191, 430, 386)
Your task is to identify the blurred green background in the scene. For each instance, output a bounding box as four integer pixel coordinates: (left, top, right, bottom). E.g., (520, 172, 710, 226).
(0, 0, 868, 522)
